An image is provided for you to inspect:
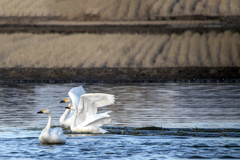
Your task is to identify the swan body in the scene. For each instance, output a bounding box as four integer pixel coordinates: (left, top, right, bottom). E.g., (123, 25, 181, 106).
(60, 86, 115, 129)
(38, 108, 66, 144)
(67, 105, 112, 134)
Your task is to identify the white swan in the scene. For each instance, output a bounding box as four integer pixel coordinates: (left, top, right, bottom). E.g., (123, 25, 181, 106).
(59, 86, 86, 128)
(66, 105, 112, 133)
(60, 86, 115, 129)
(60, 85, 86, 107)
(37, 108, 66, 144)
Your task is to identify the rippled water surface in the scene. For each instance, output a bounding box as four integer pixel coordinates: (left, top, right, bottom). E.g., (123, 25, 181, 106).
(0, 83, 240, 159)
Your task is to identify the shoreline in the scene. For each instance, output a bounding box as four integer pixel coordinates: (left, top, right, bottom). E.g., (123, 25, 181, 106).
(103, 126, 240, 137)
(0, 67, 239, 83)
(0, 16, 239, 34)
(0, 23, 238, 34)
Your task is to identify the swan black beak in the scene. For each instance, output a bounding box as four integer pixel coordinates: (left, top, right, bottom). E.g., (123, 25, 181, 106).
(65, 106, 71, 109)
(60, 98, 66, 103)
(37, 110, 43, 114)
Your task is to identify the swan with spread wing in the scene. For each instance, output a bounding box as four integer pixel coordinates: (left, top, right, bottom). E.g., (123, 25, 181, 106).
(59, 86, 115, 129)
(66, 93, 114, 133)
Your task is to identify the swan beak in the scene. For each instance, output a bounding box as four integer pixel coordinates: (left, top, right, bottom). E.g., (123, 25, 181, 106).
(37, 109, 45, 114)
(66, 106, 72, 109)
(60, 98, 66, 103)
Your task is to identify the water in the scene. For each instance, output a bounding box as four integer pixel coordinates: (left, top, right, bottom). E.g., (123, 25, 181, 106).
(0, 83, 240, 159)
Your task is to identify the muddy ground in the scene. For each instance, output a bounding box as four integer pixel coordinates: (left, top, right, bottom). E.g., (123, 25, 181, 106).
(0, 67, 239, 83)
(0, 15, 239, 34)
(0, 23, 239, 34)
(0, 16, 239, 83)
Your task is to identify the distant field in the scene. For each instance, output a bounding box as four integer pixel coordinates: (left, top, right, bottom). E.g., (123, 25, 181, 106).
(0, 0, 239, 82)
(0, 31, 239, 68)
(0, 0, 239, 21)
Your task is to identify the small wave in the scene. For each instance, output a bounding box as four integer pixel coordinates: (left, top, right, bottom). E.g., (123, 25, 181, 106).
(218, 155, 240, 159)
(23, 126, 240, 137)
(193, 143, 209, 147)
(224, 143, 240, 147)
(185, 155, 210, 159)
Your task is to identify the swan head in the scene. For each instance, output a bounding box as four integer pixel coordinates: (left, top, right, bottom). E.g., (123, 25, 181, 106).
(60, 97, 71, 103)
(37, 108, 51, 114)
(65, 105, 77, 111)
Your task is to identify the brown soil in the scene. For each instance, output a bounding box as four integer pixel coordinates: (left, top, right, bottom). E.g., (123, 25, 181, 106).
(0, 67, 239, 83)
(0, 15, 239, 34)
(0, 23, 239, 35)
(0, 16, 239, 83)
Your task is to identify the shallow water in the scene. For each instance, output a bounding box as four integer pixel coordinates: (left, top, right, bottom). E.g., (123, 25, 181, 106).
(1, 130, 240, 159)
(0, 83, 240, 159)
(1, 83, 239, 128)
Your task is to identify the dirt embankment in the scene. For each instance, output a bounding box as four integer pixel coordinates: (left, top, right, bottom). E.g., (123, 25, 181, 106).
(0, 1, 239, 82)
(0, 67, 239, 83)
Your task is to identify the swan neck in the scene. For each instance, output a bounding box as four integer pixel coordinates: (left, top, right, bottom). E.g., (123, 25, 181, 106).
(71, 107, 78, 129)
(60, 109, 70, 123)
(69, 99, 72, 106)
(45, 113, 52, 133)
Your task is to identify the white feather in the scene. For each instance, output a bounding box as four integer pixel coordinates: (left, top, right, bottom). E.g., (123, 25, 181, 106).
(80, 111, 112, 127)
(78, 93, 115, 118)
(69, 105, 112, 133)
(68, 85, 86, 107)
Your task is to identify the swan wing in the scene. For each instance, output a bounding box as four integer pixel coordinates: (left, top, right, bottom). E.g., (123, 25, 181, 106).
(80, 111, 112, 127)
(84, 117, 111, 127)
(48, 127, 66, 143)
(50, 127, 64, 136)
(78, 93, 115, 117)
(68, 86, 86, 106)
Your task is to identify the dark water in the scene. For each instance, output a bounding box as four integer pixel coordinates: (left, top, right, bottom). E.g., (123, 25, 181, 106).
(0, 83, 240, 159)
